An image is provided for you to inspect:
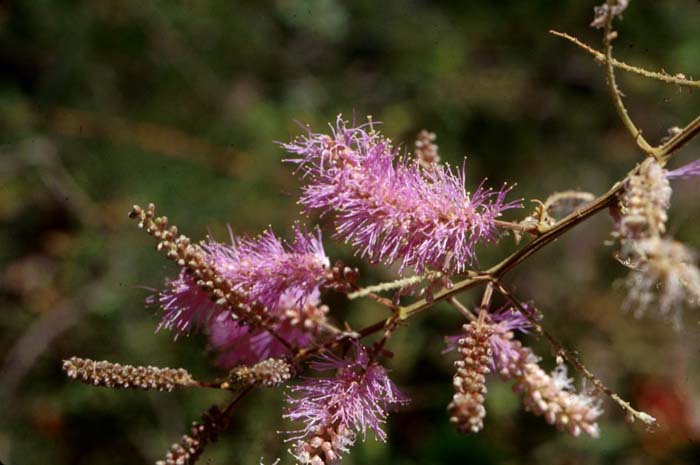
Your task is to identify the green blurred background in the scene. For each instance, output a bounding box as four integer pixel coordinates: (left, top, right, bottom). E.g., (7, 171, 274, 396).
(1, 1, 700, 464)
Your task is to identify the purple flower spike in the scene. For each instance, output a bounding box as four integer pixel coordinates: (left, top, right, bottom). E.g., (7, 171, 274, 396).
(150, 225, 330, 339)
(489, 305, 534, 372)
(207, 312, 314, 367)
(284, 342, 407, 443)
(148, 270, 223, 337)
(203, 224, 330, 313)
(282, 115, 521, 274)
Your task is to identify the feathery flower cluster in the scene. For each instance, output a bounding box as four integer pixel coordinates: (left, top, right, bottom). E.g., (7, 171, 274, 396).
(623, 237, 700, 328)
(282, 116, 521, 274)
(447, 321, 493, 433)
(147, 223, 331, 365)
(615, 158, 700, 325)
(207, 292, 328, 367)
(201, 226, 330, 312)
(285, 343, 406, 463)
(63, 357, 195, 391)
(153, 225, 329, 332)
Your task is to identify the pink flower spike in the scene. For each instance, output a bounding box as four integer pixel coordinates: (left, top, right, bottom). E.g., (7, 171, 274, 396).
(284, 342, 407, 444)
(203, 224, 330, 313)
(148, 270, 223, 337)
(150, 224, 330, 339)
(282, 115, 521, 274)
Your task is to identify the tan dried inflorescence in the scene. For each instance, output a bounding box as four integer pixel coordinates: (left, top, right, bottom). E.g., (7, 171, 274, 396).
(230, 358, 293, 387)
(447, 321, 493, 434)
(292, 423, 355, 465)
(624, 237, 700, 327)
(156, 407, 226, 465)
(414, 130, 440, 169)
(618, 158, 671, 243)
(63, 357, 195, 391)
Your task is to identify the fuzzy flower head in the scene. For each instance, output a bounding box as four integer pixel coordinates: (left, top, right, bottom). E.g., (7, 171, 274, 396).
(624, 237, 700, 329)
(150, 225, 329, 335)
(285, 342, 407, 445)
(282, 116, 521, 274)
(488, 305, 534, 373)
(147, 270, 223, 336)
(207, 291, 328, 367)
(203, 224, 330, 313)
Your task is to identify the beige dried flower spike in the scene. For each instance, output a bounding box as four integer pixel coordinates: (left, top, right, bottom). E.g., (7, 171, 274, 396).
(62, 357, 196, 391)
(447, 321, 493, 434)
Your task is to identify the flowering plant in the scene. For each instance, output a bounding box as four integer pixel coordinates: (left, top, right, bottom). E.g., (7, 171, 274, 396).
(62, 2, 700, 464)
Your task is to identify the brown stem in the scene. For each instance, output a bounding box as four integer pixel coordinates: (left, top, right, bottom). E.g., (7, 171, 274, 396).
(447, 297, 477, 321)
(221, 385, 255, 420)
(550, 30, 700, 89)
(660, 115, 700, 159)
(493, 219, 539, 236)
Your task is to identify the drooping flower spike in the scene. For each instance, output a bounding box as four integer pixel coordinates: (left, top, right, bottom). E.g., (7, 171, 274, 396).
(445, 306, 602, 437)
(282, 116, 521, 274)
(202, 224, 330, 313)
(615, 157, 700, 326)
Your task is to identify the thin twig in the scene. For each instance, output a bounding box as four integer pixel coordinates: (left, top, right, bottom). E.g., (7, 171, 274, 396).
(221, 385, 255, 420)
(659, 115, 700, 159)
(493, 280, 657, 427)
(348, 271, 443, 300)
(550, 30, 700, 89)
(447, 297, 478, 321)
(601, 1, 658, 156)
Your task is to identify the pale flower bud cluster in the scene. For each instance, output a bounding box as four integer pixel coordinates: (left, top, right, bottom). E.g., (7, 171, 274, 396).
(447, 321, 493, 434)
(618, 158, 671, 243)
(291, 424, 355, 465)
(63, 357, 195, 391)
(156, 407, 225, 465)
(230, 358, 293, 387)
(414, 129, 440, 169)
(513, 362, 602, 437)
